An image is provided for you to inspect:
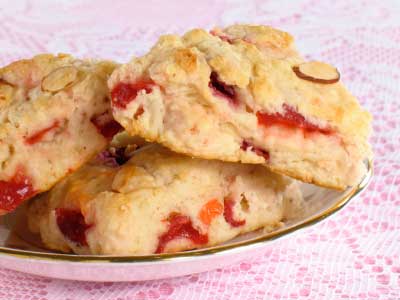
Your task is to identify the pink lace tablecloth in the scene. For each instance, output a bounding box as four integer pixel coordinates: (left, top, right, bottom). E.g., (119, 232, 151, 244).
(0, 0, 399, 299)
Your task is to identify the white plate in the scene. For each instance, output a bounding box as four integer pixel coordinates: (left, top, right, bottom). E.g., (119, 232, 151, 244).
(0, 161, 372, 282)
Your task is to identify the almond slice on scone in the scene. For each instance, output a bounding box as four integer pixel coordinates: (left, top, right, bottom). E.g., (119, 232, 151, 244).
(108, 24, 372, 190)
(27, 144, 303, 255)
(0, 54, 121, 214)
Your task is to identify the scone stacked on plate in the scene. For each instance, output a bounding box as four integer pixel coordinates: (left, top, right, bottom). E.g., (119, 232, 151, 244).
(0, 24, 371, 255)
(0, 54, 121, 215)
(28, 144, 302, 255)
(109, 24, 371, 190)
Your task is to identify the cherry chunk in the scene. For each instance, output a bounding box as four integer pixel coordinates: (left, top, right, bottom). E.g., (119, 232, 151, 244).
(111, 80, 154, 109)
(55, 208, 92, 246)
(0, 169, 36, 212)
(156, 213, 208, 254)
(210, 29, 234, 44)
(257, 104, 332, 135)
(209, 72, 239, 106)
(91, 111, 123, 139)
(241, 140, 270, 161)
(223, 198, 246, 227)
(25, 121, 60, 145)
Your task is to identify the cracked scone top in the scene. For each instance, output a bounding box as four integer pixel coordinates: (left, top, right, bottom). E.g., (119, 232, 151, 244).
(0, 54, 121, 214)
(109, 24, 372, 190)
(27, 145, 303, 255)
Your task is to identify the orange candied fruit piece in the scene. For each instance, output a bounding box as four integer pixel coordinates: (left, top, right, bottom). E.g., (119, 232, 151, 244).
(198, 198, 224, 226)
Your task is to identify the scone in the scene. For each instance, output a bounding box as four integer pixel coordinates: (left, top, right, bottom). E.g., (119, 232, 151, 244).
(27, 145, 303, 255)
(0, 54, 121, 214)
(108, 24, 372, 190)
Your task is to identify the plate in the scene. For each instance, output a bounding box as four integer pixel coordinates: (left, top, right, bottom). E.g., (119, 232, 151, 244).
(0, 161, 372, 282)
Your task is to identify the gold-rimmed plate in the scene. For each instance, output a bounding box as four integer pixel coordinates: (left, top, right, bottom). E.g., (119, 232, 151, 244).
(0, 161, 372, 282)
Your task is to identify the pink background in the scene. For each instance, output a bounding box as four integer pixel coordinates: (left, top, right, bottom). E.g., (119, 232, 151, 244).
(1, 0, 400, 299)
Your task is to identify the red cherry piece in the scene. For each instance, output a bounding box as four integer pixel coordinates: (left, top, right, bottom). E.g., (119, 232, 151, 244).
(241, 140, 270, 161)
(55, 208, 92, 246)
(25, 120, 60, 145)
(224, 198, 246, 227)
(256, 104, 332, 135)
(156, 213, 208, 254)
(111, 81, 154, 109)
(209, 72, 238, 106)
(0, 169, 36, 212)
(210, 30, 234, 44)
(91, 111, 123, 139)
(133, 106, 145, 120)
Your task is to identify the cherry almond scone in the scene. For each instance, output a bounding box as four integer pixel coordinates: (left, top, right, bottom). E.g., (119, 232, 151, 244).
(0, 54, 121, 214)
(27, 145, 303, 255)
(108, 24, 372, 190)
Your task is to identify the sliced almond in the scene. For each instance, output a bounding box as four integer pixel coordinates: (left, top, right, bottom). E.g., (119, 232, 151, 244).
(0, 80, 15, 103)
(293, 61, 340, 84)
(41, 66, 78, 92)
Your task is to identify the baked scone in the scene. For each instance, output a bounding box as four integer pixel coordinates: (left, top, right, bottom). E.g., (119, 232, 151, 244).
(27, 145, 303, 255)
(109, 24, 372, 190)
(0, 54, 121, 214)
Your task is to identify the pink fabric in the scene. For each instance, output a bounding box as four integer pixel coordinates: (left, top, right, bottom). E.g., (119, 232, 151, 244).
(1, 0, 400, 298)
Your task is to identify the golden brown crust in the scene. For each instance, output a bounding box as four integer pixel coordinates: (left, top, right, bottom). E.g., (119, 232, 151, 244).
(212, 24, 298, 60)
